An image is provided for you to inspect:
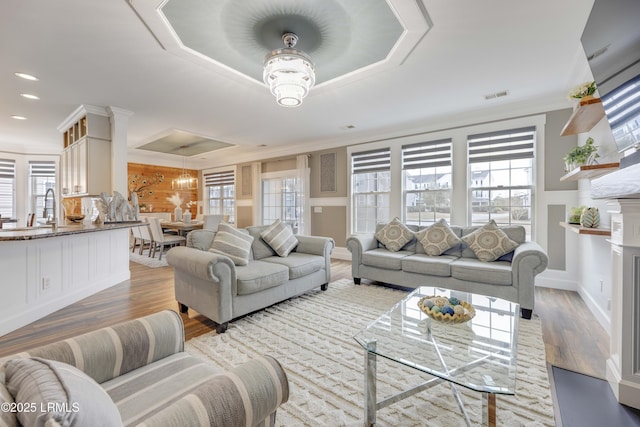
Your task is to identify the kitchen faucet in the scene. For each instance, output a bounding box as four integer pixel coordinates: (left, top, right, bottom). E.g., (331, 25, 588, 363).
(43, 188, 57, 229)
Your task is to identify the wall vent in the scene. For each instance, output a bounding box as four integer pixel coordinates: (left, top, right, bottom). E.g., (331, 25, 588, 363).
(484, 90, 509, 100)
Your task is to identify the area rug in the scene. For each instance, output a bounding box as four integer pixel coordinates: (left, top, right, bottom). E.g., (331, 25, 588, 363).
(186, 279, 555, 426)
(129, 251, 169, 268)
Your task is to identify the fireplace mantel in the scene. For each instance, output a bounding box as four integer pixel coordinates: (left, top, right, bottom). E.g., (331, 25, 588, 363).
(591, 163, 640, 199)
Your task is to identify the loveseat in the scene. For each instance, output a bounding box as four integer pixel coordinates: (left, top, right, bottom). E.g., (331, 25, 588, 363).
(0, 310, 289, 427)
(346, 219, 548, 319)
(166, 221, 335, 333)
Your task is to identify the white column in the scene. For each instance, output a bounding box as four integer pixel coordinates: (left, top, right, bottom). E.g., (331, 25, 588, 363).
(606, 199, 640, 409)
(107, 107, 134, 197)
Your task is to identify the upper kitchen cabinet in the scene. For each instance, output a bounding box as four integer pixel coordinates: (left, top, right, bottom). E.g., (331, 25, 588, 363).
(58, 105, 112, 197)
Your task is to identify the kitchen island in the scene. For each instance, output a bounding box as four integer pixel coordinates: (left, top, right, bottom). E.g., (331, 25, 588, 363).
(0, 222, 142, 336)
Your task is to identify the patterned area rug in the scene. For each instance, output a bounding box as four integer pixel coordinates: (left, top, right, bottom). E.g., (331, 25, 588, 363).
(186, 279, 555, 426)
(129, 251, 169, 268)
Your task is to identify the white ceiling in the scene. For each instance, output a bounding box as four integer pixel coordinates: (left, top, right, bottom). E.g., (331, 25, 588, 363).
(0, 0, 595, 170)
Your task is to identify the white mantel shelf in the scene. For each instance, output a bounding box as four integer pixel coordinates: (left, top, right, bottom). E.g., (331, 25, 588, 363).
(591, 163, 640, 199)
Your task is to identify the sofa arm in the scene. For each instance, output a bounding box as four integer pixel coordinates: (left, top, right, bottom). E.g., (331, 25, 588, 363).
(6, 310, 185, 384)
(511, 241, 549, 311)
(166, 246, 236, 283)
(346, 234, 378, 280)
(137, 355, 289, 427)
(294, 235, 334, 257)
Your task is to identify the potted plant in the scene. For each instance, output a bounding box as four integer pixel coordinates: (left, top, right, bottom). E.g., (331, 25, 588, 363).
(563, 137, 599, 172)
(568, 81, 597, 100)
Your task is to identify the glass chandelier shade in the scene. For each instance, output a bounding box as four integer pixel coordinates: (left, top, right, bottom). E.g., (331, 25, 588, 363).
(172, 150, 198, 190)
(263, 33, 315, 107)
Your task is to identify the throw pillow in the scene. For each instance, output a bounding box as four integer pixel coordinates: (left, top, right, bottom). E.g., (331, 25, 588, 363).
(209, 223, 254, 266)
(4, 357, 122, 427)
(375, 218, 414, 252)
(415, 219, 462, 256)
(461, 220, 520, 262)
(260, 219, 298, 257)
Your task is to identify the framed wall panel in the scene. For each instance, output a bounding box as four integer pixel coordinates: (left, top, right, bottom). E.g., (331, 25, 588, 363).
(320, 152, 337, 193)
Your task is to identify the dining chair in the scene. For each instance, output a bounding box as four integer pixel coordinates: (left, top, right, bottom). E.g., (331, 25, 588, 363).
(202, 214, 225, 231)
(147, 217, 185, 260)
(137, 219, 154, 256)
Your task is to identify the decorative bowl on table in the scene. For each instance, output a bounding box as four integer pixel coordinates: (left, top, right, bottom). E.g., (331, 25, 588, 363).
(417, 296, 476, 324)
(65, 214, 85, 223)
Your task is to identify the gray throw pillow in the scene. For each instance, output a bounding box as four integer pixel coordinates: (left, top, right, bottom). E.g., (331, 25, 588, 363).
(415, 219, 462, 256)
(209, 223, 254, 266)
(4, 357, 123, 427)
(260, 219, 298, 257)
(375, 217, 414, 252)
(461, 220, 520, 262)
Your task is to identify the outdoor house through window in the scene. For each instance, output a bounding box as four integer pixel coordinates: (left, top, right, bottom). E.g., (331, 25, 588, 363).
(262, 172, 302, 233)
(204, 170, 235, 223)
(0, 159, 16, 218)
(467, 126, 535, 236)
(351, 148, 391, 233)
(402, 139, 453, 226)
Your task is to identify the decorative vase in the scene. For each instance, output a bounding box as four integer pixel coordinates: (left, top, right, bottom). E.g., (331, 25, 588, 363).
(174, 207, 183, 222)
(183, 210, 191, 224)
(580, 207, 600, 228)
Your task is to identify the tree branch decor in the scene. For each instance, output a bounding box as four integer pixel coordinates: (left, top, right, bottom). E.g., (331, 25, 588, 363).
(128, 172, 164, 200)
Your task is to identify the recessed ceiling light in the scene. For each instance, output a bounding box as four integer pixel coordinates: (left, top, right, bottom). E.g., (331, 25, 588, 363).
(15, 72, 39, 81)
(11, 115, 27, 120)
(20, 93, 40, 100)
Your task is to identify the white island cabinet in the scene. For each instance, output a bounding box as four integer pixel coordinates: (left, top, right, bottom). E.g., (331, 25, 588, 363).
(0, 223, 136, 337)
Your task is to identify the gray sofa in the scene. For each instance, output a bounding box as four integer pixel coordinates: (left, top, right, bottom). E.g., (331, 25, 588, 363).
(0, 310, 289, 427)
(167, 226, 335, 333)
(346, 223, 548, 319)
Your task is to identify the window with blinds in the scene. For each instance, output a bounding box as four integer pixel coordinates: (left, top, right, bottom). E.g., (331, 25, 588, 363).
(351, 149, 391, 233)
(467, 126, 535, 235)
(402, 139, 453, 225)
(29, 161, 56, 219)
(204, 170, 235, 223)
(0, 159, 16, 218)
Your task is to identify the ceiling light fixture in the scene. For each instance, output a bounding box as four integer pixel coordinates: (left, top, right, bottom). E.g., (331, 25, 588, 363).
(20, 93, 40, 100)
(263, 32, 315, 107)
(15, 72, 39, 81)
(172, 146, 198, 190)
(11, 115, 27, 120)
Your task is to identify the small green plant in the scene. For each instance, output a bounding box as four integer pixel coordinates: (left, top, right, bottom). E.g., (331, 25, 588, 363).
(563, 137, 599, 171)
(568, 81, 597, 99)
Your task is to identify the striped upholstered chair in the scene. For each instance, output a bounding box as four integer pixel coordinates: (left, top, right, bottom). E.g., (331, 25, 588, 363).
(0, 310, 289, 427)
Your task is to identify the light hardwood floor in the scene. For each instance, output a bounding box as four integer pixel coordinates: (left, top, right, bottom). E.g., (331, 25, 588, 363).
(0, 259, 610, 379)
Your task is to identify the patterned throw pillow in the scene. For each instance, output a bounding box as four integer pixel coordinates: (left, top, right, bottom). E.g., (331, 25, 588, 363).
(260, 219, 298, 257)
(416, 219, 462, 256)
(461, 220, 520, 262)
(209, 223, 254, 265)
(375, 218, 414, 252)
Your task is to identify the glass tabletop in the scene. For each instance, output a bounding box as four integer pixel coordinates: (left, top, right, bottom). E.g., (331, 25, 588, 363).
(354, 286, 519, 395)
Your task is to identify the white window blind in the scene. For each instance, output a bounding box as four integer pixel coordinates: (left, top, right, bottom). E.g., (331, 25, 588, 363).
(468, 126, 536, 164)
(204, 170, 234, 187)
(602, 74, 640, 132)
(29, 161, 56, 177)
(402, 138, 452, 169)
(351, 149, 391, 173)
(0, 159, 16, 217)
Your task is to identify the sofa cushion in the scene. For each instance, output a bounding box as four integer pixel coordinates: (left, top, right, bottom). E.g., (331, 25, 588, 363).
(0, 381, 16, 427)
(209, 223, 254, 266)
(101, 352, 222, 426)
(451, 258, 513, 285)
(235, 260, 289, 295)
(375, 218, 414, 252)
(376, 222, 419, 252)
(260, 219, 298, 257)
(362, 248, 412, 270)
(262, 253, 324, 280)
(402, 254, 458, 277)
(415, 219, 463, 256)
(246, 225, 278, 260)
(4, 357, 122, 427)
(461, 224, 525, 258)
(461, 220, 520, 262)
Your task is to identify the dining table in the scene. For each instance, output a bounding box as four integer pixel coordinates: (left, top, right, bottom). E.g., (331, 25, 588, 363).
(0, 218, 18, 229)
(160, 221, 204, 236)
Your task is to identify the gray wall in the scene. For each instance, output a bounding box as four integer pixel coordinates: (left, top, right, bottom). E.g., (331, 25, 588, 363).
(545, 108, 578, 191)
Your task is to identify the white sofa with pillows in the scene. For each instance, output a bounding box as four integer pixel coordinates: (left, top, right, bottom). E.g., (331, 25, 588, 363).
(346, 218, 548, 319)
(166, 220, 335, 332)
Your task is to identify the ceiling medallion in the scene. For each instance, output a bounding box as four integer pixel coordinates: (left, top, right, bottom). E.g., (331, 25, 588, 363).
(263, 32, 316, 107)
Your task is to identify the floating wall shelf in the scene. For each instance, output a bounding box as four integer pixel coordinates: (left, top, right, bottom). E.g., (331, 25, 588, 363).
(560, 97, 606, 136)
(559, 221, 611, 236)
(559, 162, 620, 182)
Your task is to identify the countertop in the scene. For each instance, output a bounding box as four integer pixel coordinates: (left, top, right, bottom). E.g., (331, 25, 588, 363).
(0, 221, 143, 241)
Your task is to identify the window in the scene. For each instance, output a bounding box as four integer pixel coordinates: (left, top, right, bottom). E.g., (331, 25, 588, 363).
(402, 139, 452, 226)
(0, 159, 16, 218)
(204, 170, 235, 223)
(29, 161, 56, 218)
(262, 174, 302, 232)
(351, 149, 391, 233)
(468, 126, 535, 236)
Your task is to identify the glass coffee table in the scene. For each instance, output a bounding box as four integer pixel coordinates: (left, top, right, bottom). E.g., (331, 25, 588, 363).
(354, 286, 519, 427)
